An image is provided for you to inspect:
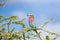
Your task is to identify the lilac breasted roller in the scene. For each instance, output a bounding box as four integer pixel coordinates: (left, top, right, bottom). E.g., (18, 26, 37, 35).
(27, 14, 36, 28)
(27, 14, 42, 40)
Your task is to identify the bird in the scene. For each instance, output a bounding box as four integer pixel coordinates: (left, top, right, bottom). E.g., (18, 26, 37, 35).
(27, 14, 36, 28)
(27, 14, 42, 40)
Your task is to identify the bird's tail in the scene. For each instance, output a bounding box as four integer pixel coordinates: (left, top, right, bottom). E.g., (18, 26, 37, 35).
(34, 26, 42, 40)
(23, 33, 26, 40)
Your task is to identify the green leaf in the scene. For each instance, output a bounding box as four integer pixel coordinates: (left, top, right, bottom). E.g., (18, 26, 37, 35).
(51, 32, 56, 35)
(20, 28, 29, 33)
(0, 24, 6, 28)
(0, 15, 3, 18)
(46, 36, 50, 40)
(34, 34, 38, 37)
(2, 28, 5, 31)
(41, 17, 54, 28)
(12, 19, 26, 28)
(0, 20, 2, 23)
(50, 17, 54, 21)
(8, 16, 18, 20)
(42, 21, 49, 27)
(28, 31, 31, 35)
(0, 4, 4, 6)
(11, 27, 15, 33)
(12, 21, 22, 24)
(13, 21, 25, 25)
(0, 18, 8, 23)
(53, 36, 58, 40)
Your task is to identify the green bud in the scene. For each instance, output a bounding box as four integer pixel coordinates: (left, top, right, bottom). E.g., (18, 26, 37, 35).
(46, 35, 50, 40)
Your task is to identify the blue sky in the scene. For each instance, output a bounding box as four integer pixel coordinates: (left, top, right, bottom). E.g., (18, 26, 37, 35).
(0, 0, 60, 25)
(0, 0, 60, 40)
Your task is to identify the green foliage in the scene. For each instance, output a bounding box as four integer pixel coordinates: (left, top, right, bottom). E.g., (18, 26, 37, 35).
(41, 17, 54, 28)
(46, 36, 50, 40)
(53, 36, 58, 40)
(0, 15, 3, 18)
(12, 18, 26, 28)
(0, 4, 4, 6)
(8, 16, 18, 20)
(0, 0, 6, 7)
(0, 20, 2, 23)
(20, 28, 29, 33)
(0, 15, 60, 40)
(11, 27, 15, 33)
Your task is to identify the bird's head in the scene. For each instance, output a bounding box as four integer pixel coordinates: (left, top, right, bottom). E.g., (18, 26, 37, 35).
(27, 14, 34, 22)
(27, 14, 33, 17)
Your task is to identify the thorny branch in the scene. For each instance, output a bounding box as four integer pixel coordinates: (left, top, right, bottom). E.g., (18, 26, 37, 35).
(19, 28, 60, 36)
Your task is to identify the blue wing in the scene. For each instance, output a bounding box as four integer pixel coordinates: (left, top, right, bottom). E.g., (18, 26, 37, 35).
(29, 22, 36, 28)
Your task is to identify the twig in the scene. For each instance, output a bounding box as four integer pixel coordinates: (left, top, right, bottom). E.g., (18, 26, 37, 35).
(19, 28, 60, 36)
(52, 35, 59, 40)
(7, 20, 11, 33)
(23, 33, 26, 40)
